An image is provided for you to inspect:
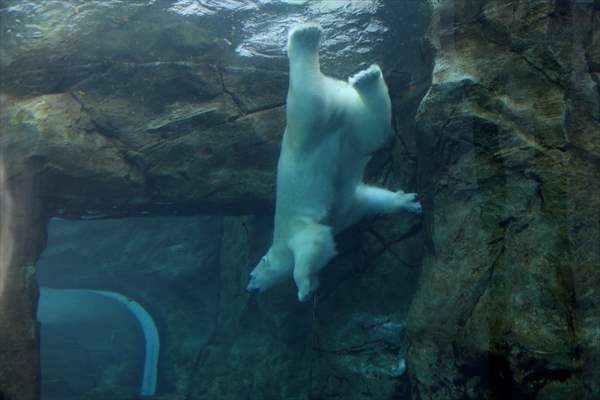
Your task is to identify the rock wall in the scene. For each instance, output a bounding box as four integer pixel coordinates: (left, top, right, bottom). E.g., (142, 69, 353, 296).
(409, 0, 600, 399)
(0, 173, 48, 400)
(0, 1, 288, 219)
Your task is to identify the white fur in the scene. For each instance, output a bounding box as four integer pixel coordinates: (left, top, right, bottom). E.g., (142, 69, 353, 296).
(247, 23, 421, 301)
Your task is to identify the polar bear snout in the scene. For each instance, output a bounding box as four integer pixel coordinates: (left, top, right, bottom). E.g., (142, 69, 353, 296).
(247, 256, 270, 292)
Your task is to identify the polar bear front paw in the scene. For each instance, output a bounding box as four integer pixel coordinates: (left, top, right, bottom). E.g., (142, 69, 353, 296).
(288, 23, 322, 52)
(396, 192, 422, 214)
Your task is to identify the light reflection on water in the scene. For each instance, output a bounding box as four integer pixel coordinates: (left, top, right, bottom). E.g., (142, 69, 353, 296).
(1, 0, 387, 68)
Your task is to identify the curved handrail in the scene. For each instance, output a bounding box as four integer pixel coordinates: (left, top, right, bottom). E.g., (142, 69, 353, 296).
(39, 288, 159, 396)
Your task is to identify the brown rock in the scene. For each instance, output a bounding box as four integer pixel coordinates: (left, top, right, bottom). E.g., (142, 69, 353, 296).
(0, 173, 48, 400)
(409, 1, 600, 399)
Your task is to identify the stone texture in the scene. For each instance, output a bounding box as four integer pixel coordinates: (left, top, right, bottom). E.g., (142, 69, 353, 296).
(408, 1, 600, 399)
(0, 72, 286, 218)
(0, 172, 48, 400)
(0, 0, 290, 219)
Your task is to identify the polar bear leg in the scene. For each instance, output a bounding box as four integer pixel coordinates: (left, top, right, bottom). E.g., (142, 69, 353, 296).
(287, 24, 322, 93)
(354, 184, 422, 216)
(349, 64, 389, 109)
(288, 23, 321, 49)
(348, 65, 393, 154)
(288, 23, 321, 61)
(289, 222, 336, 302)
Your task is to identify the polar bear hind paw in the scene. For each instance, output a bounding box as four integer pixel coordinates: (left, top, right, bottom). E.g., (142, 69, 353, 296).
(349, 64, 382, 88)
(288, 23, 322, 51)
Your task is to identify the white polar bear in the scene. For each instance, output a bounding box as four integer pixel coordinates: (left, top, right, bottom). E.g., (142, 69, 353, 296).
(247, 23, 421, 301)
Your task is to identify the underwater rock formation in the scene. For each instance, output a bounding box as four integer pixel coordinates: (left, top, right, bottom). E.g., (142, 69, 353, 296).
(0, 65, 286, 218)
(409, 0, 600, 399)
(0, 174, 47, 400)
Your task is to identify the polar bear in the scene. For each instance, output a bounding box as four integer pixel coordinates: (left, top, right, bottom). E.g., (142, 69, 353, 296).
(247, 23, 421, 301)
